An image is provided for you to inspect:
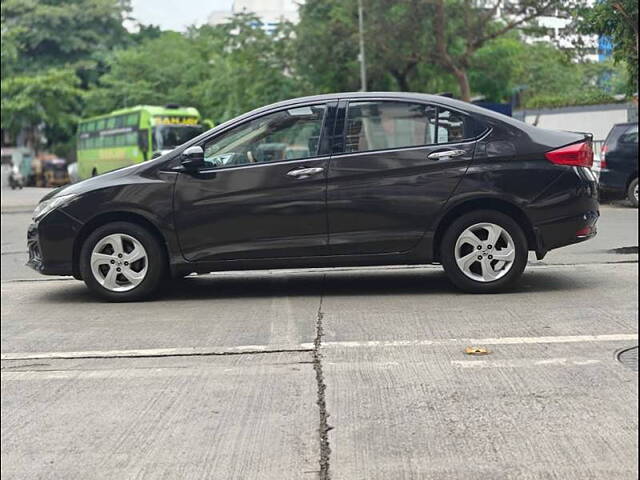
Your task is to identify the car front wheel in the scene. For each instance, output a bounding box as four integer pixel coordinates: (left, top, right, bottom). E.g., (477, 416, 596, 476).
(440, 210, 528, 293)
(79, 222, 166, 302)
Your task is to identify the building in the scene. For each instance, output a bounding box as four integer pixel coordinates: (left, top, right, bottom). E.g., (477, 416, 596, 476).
(478, 1, 604, 62)
(208, 0, 303, 31)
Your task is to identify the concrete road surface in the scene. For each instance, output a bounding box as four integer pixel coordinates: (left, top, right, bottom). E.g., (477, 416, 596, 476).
(1, 186, 638, 479)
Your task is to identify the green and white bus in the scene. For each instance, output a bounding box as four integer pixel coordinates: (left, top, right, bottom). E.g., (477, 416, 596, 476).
(76, 105, 204, 179)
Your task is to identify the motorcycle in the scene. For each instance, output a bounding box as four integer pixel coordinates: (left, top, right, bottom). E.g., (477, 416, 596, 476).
(9, 166, 24, 190)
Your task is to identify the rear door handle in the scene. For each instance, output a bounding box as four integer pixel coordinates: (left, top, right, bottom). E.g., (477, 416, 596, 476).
(286, 167, 324, 179)
(427, 149, 467, 160)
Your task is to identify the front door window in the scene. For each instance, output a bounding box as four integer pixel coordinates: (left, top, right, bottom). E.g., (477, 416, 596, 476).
(203, 105, 327, 169)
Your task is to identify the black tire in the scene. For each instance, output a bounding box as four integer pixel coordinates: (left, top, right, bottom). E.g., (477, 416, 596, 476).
(627, 178, 638, 208)
(440, 210, 528, 293)
(79, 221, 166, 302)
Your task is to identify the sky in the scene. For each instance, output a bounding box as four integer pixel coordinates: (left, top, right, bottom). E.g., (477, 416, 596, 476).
(130, 0, 234, 31)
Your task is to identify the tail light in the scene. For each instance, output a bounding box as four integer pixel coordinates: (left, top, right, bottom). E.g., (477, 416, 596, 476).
(545, 141, 593, 168)
(600, 144, 608, 169)
(575, 226, 593, 237)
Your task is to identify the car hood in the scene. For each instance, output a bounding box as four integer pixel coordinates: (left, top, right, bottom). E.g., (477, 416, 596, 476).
(39, 162, 148, 203)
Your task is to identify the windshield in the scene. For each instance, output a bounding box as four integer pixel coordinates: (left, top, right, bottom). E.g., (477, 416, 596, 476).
(152, 125, 204, 151)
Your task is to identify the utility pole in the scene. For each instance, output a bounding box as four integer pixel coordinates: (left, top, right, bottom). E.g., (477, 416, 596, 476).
(357, 0, 367, 91)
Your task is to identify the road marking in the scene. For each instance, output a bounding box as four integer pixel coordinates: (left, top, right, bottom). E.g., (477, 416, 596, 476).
(1, 344, 312, 361)
(451, 358, 603, 369)
(2, 334, 636, 361)
(311, 333, 638, 350)
(1, 368, 207, 381)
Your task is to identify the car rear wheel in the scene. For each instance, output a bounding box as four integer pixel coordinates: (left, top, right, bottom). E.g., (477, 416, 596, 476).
(627, 178, 638, 208)
(79, 222, 166, 302)
(440, 210, 528, 293)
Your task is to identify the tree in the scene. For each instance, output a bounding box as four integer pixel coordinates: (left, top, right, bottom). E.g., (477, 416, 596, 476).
(87, 14, 301, 124)
(1, 0, 132, 150)
(294, 0, 450, 93)
(580, 0, 638, 93)
(429, 0, 572, 101)
(295, 0, 588, 102)
(0, 0, 131, 72)
(1, 69, 82, 150)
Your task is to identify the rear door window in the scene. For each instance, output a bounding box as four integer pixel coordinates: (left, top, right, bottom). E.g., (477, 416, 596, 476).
(344, 101, 486, 154)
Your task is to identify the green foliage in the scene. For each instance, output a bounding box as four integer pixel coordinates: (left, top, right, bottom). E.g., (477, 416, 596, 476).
(513, 44, 628, 107)
(87, 15, 301, 124)
(1, 68, 82, 138)
(1, 0, 635, 156)
(294, 0, 451, 93)
(1, 0, 132, 150)
(579, 0, 638, 92)
(1, 0, 131, 73)
(294, 0, 360, 92)
(469, 36, 526, 102)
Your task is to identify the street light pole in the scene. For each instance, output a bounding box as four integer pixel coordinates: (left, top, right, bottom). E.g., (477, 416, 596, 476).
(358, 0, 367, 91)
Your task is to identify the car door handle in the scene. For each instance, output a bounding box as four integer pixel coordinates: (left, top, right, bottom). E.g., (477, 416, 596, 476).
(286, 167, 324, 178)
(427, 149, 467, 160)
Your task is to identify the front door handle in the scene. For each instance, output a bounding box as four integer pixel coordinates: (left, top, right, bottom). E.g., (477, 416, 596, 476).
(427, 149, 467, 160)
(286, 167, 324, 179)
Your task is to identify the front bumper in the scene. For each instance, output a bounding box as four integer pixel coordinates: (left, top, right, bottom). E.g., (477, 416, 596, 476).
(27, 209, 83, 276)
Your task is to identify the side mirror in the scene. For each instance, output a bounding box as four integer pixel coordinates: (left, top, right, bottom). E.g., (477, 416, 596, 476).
(180, 145, 205, 171)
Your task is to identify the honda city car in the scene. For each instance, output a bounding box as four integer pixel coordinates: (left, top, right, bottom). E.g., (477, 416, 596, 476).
(27, 92, 599, 301)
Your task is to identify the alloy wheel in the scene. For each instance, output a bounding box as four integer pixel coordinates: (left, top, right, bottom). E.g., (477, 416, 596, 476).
(454, 222, 516, 283)
(90, 233, 148, 292)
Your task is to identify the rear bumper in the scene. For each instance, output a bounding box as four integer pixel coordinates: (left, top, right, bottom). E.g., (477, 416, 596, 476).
(530, 167, 600, 257)
(27, 209, 82, 276)
(534, 209, 599, 255)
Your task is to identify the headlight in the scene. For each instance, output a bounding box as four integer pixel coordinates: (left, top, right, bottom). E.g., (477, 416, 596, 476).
(32, 194, 78, 221)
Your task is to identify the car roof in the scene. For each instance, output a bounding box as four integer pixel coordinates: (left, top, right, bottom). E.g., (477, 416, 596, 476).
(261, 91, 507, 117)
(220, 91, 530, 131)
(175, 91, 586, 155)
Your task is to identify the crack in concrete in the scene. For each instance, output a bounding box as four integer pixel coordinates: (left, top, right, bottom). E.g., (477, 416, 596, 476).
(312, 274, 331, 480)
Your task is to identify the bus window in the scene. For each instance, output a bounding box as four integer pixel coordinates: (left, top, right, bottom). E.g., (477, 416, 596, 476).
(115, 116, 124, 128)
(126, 114, 138, 126)
(106, 118, 116, 129)
(126, 132, 137, 145)
(96, 119, 105, 131)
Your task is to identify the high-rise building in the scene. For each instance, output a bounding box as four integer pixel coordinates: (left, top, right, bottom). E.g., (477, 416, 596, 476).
(208, 0, 303, 31)
(477, 1, 603, 62)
